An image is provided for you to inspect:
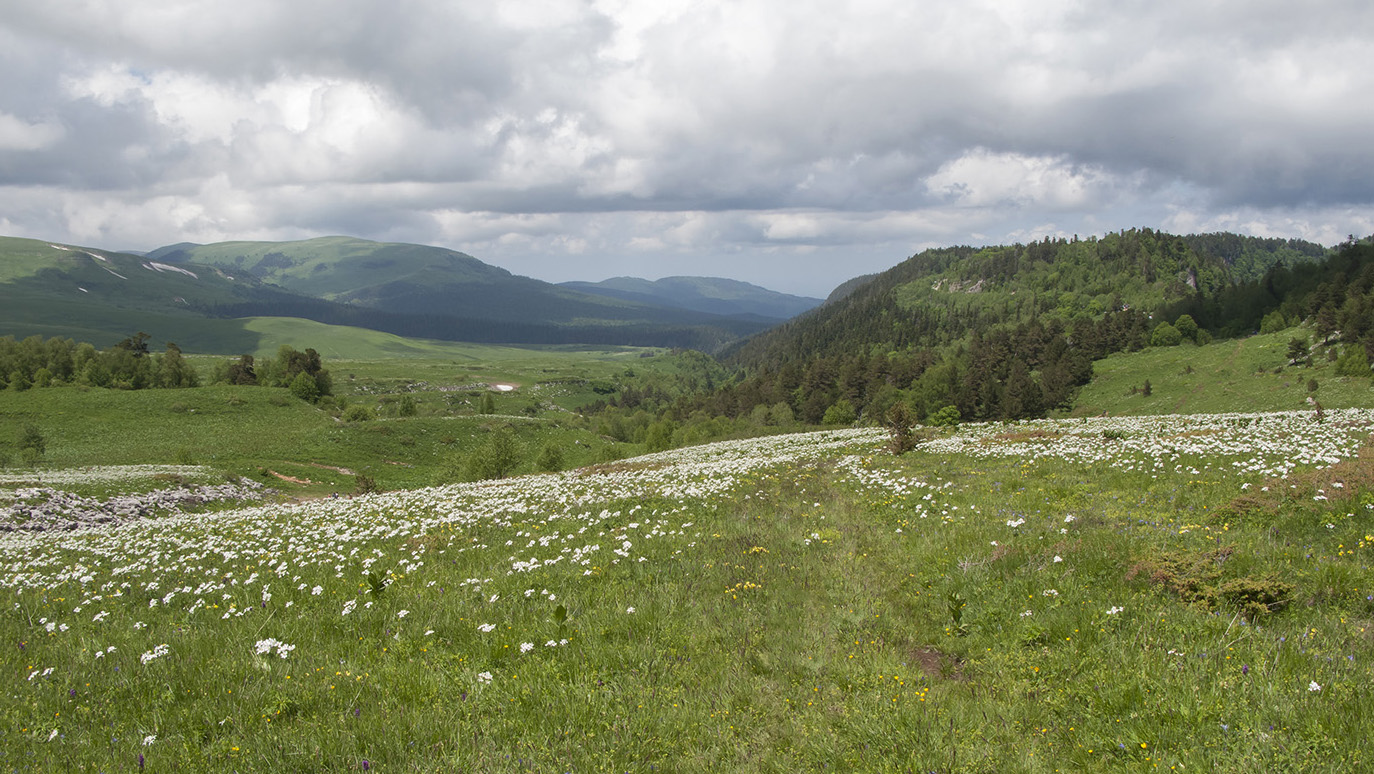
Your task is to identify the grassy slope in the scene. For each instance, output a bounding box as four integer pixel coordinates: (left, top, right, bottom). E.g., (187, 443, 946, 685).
(164, 237, 670, 324)
(0, 236, 274, 351)
(237, 316, 650, 362)
(0, 337, 661, 492)
(1071, 328, 1374, 416)
(164, 237, 501, 299)
(3, 416, 1373, 771)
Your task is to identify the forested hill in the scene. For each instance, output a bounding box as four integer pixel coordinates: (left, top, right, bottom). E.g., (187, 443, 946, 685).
(585, 230, 1370, 433)
(725, 229, 1327, 368)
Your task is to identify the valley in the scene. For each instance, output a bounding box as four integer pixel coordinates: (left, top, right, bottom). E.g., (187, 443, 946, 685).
(2, 228, 1373, 771)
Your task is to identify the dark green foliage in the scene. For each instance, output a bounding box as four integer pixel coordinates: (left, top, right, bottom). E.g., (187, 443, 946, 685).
(365, 569, 388, 596)
(946, 591, 970, 637)
(884, 402, 915, 454)
(535, 441, 565, 472)
(1001, 360, 1042, 420)
(579, 236, 1374, 442)
(354, 474, 381, 496)
(0, 334, 200, 391)
(1288, 336, 1310, 364)
(644, 419, 677, 452)
(1260, 310, 1289, 334)
(289, 370, 321, 402)
(254, 345, 332, 397)
(1151, 322, 1183, 347)
(925, 405, 960, 428)
(220, 354, 258, 385)
(344, 405, 374, 422)
(154, 343, 199, 388)
(465, 428, 524, 480)
(821, 398, 857, 426)
(18, 423, 45, 466)
(1334, 347, 1370, 377)
(1174, 314, 1199, 342)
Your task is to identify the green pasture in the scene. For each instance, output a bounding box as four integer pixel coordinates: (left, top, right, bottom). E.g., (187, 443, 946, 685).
(1071, 327, 1374, 416)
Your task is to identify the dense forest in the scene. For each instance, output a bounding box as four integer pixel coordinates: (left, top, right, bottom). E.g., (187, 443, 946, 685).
(585, 231, 1373, 443)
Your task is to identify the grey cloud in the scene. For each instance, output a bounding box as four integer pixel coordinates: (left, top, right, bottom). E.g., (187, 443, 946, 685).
(0, 0, 1371, 296)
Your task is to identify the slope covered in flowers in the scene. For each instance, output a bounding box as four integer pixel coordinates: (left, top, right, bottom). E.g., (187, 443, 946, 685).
(3, 412, 1373, 771)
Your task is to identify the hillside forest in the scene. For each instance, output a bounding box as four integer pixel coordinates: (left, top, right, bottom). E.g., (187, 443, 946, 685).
(585, 230, 1374, 443)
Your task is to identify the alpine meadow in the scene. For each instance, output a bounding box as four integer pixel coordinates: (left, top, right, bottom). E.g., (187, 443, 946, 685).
(3, 229, 1374, 772)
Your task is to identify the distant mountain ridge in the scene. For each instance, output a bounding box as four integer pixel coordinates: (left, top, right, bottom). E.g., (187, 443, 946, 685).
(1, 234, 809, 352)
(559, 276, 822, 321)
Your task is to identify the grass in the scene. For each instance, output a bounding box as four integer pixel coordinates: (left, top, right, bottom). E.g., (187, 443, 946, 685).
(3, 409, 1374, 771)
(0, 337, 677, 494)
(1071, 327, 1374, 416)
(3, 334, 1374, 770)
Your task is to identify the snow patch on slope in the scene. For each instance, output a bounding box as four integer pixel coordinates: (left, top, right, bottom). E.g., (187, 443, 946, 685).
(143, 261, 198, 279)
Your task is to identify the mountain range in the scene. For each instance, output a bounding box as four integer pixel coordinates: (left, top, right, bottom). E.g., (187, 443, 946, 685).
(1, 235, 821, 352)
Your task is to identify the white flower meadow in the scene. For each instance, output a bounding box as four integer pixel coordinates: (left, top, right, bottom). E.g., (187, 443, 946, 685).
(0, 415, 1367, 711)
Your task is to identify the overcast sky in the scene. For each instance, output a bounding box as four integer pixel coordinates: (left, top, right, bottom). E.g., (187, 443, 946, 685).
(1, 0, 1371, 296)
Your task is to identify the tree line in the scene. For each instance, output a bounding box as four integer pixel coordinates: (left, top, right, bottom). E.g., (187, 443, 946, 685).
(0, 332, 198, 391)
(0, 334, 335, 402)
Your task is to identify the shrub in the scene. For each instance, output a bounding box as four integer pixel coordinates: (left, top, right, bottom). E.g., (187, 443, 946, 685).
(1151, 322, 1183, 347)
(822, 399, 857, 426)
(464, 429, 523, 480)
(925, 405, 961, 428)
(535, 442, 565, 472)
(17, 424, 45, 466)
(1174, 314, 1199, 342)
(289, 371, 321, 403)
(644, 420, 676, 452)
(354, 474, 381, 495)
(344, 405, 374, 422)
(1334, 347, 1370, 377)
(885, 402, 916, 455)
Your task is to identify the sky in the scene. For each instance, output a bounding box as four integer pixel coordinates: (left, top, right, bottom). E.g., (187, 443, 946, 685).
(1, 1, 1372, 297)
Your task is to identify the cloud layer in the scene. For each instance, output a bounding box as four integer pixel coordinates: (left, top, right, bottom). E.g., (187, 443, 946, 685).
(2, 0, 1371, 294)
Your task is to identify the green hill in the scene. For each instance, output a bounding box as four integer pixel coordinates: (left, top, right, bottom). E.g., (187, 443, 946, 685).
(153, 236, 769, 331)
(590, 230, 1356, 429)
(726, 229, 1330, 368)
(0, 236, 294, 351)
(3, 235, 774, 351)
(560, 276, 822, 321)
